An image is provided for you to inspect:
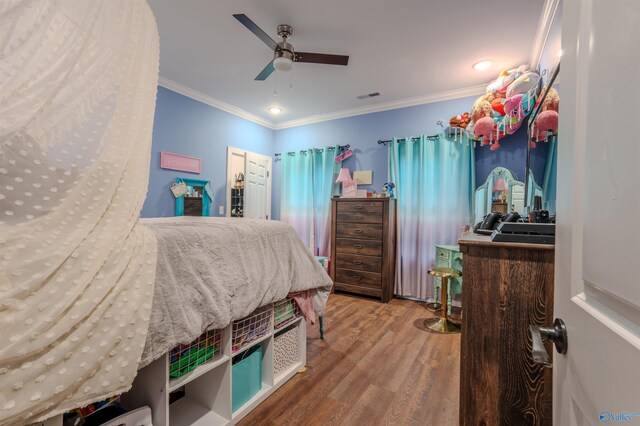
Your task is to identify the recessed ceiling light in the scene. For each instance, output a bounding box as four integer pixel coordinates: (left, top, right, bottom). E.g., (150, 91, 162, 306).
(557, 49, 563, 57)
(472, 60, 492, 71)
(268, 106, 282, 114)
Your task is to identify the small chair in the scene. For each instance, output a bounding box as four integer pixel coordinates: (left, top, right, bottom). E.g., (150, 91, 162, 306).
(425, 267, 462, 334)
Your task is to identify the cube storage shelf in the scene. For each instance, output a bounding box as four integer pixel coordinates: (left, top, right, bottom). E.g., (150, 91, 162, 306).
(120, 302, 307, 426)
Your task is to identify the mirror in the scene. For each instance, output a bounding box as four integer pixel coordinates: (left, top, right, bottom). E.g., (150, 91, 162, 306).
(525, 61, 560, 214)
(474, 167, 525, 224)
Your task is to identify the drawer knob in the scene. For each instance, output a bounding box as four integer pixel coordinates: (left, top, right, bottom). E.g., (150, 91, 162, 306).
(353, 244, 363, 249)
(354, 205, 364, 209)
(352, 275, 363, 280)
(354, 229, 364, 233)
(354, 214, 364, 219)
(352, 260, 362, 265)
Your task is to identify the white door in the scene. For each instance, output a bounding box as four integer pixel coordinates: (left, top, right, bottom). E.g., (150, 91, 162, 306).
(244, 152, 271, 219)
(555, 1, 640, 425)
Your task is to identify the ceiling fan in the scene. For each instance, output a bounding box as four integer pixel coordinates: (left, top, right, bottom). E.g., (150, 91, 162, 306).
(233, 14, 349, 81)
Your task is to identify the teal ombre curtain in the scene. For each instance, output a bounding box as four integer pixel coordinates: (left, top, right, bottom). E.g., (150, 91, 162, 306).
(542, 138, 557, 213)
(280, 147, 341, 255)
(389, 135, 475, 299)
(281, 151, 313, 247)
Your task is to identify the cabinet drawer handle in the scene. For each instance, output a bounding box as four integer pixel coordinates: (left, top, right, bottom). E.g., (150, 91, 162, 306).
(354, 205, 364, 209)
(354, 229, 364, 233)
(352, 275, 363, 280)
(353, 214, 364, 219)
(353, 244, 363, 249)
(352, 260, 362, 265)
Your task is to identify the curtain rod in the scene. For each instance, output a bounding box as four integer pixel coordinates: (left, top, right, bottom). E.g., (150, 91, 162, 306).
(274, 144, 350, 157)
(377, 135, 440, 145)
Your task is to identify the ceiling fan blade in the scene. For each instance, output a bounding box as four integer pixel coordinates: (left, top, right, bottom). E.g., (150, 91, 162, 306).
(233, 14, 278, 51)
(255, 60, 276, 81)
(295, 52, 349, 66)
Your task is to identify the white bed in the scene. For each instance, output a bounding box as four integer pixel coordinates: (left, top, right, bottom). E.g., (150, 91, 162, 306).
(139, 216, 332, 367)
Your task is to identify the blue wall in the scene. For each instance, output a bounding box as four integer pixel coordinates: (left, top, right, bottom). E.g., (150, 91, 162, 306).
(141, 87, 274, 218)
(143, 86, 552, 220)
(273, 96, 478, 220)
(474, 123, 550, 186)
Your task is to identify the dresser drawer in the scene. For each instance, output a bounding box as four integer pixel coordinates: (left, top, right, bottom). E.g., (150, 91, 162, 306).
(336, 254, 381, 272)
(335, 268, 381, 288)
(336, 222, 382, 240)
(336, 210, 382, 224)
(335, 238, 382, 256)
(337, 201, 384, 214)
(436, 247, 451, 262)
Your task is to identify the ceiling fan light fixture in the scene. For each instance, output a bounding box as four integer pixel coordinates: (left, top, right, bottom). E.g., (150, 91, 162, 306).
(472, 60, 493, 71)
(273, 56, 293, 72)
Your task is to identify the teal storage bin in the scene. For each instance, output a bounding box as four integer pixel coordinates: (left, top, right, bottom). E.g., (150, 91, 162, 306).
(232, 345, 262, 412)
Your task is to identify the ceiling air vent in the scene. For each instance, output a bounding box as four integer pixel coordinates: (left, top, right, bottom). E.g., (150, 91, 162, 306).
(357, 92, 381, 100)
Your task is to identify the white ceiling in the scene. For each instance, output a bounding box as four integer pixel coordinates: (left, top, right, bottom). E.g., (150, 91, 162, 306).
(149, 0, 545, 127)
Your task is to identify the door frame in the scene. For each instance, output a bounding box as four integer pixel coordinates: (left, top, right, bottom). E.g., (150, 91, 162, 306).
(226, 146, 272, 219)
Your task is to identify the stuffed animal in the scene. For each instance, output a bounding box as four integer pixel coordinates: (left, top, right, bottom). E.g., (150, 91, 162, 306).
(503, 94, 524, 133)
(449, 112, 471, 129)
(491, 98, 506, 116)
(474, 117, 495, 146)
(531, 87, 560, 148)
(531, 110, 559, 148)
(506, 72, 541, 99)
(541, 87, 559, 111)
(486, 64, 529, 94)
(382, 182, 395, 198)
(471, 95, 493, 124)
(534, 86, 559, 112)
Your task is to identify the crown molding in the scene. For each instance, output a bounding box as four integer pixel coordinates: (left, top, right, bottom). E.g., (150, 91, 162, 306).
(157, 3, 559, 132)
(529, 0, 561, 71)
(158, 77, 276, 129)
(273, 84, 487, 130)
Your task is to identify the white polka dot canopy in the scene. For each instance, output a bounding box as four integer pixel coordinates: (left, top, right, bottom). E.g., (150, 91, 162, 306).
(0, 1, 159, 423)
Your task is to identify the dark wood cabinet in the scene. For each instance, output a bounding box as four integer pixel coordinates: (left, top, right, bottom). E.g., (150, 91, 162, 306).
(458, 234, 554, 426)
(330, 198, 396, 303)
(183, 197, 203, 216)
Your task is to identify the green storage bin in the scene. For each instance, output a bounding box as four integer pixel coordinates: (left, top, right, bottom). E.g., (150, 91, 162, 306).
(232, 345, 262, 412)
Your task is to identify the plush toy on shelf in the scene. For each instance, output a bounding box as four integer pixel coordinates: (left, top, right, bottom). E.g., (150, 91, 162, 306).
(472, 94, 499, 146)
(486, 64, 529, 94)
(531, 87, 560, 148)
(474, 117, 498, 148)
(449, 112, 471, 129)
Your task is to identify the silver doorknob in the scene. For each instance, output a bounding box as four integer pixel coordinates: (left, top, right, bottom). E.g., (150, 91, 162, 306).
(529, 318, 567, 367)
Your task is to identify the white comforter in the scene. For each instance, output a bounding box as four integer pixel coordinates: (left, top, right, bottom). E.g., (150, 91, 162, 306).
(139, 217, 332, 367)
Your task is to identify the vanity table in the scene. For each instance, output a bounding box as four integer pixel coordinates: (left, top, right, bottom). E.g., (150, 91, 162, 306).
(458, 233, 554, 425)
(434, 244, 462, 314)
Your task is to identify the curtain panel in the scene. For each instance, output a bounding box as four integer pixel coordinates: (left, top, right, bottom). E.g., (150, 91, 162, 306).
(389, 135, 475, 299)
(280, 148, 340, 256)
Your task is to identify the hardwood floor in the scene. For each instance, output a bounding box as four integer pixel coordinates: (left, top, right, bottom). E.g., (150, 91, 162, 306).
(238, 294, 460, 426)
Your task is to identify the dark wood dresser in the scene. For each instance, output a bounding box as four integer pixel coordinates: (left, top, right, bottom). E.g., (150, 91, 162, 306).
(458, 233, 554, 426)
(330, 198, 396, 303)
